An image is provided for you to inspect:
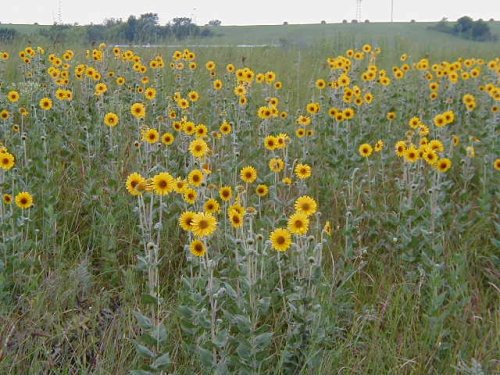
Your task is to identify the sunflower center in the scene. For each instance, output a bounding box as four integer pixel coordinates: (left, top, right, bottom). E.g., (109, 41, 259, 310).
(277, 236, 285, 244)
(198, 220, 209, 229)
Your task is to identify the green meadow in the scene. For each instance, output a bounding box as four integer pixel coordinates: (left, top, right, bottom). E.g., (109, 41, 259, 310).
(0, 21, 498, 374)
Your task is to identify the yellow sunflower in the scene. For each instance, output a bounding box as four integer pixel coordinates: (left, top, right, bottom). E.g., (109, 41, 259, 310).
(270, 228, 292, 252)
(191, 212, 217, 237)
(152, 172, 174, 195)
(240, 166, 257, 184)
(294, 196, 317, 217)
(15, 192, 34, 209)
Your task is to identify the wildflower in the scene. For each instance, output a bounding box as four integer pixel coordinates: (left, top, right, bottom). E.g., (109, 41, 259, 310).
(15, 192, 34, 209)
(294, 196, 317, 217)
(219, 186, 232, 201)
(189, 139, 209, 159)
(287, 212, 310, 235)
(0, 151, 15, 170)
(104, 112, 119, 127)
(270, 228, 292, 252)
(358, 143, 373, 158)
(191, 212, 217, 237)
(240, 166, 257, 184)
(295, 163, 312, 179)
(152, 172, 175, 195)
(189, 239, 207, 257)
(256, 184, 269, 197)
(126, 172, 146, 196)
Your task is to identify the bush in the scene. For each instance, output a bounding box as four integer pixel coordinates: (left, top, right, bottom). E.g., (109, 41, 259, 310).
(0, 28, 18, 42)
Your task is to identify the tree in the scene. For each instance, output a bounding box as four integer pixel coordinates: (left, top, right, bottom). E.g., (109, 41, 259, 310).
(471, 19, 492, 41)
(453, 16, 474, 35)
(208, 19, 221, 26)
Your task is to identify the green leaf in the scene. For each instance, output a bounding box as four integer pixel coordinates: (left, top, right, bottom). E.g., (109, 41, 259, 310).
(253, 332, 273, 350)
(129, 370, 153, 375)
(141, 293, 158, 305)
(236, 340, 252, 360)
(232, 315, 251, 334)
(134, 342, 155, 359)
(198, 346, 214, 368)
(212, 329, 229, 348)
(152, 352, 171, 370)
(151, 324, 168, 343)
(133, 311, 153, 330)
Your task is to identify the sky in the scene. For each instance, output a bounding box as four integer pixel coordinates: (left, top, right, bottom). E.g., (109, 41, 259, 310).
(1, 0, 499, 26)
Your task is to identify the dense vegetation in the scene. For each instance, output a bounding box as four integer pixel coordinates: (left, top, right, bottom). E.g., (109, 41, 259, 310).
(0, 23, 498, 374)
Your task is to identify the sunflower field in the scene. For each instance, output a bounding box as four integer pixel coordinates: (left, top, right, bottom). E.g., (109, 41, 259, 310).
(0, 41, 498, 374)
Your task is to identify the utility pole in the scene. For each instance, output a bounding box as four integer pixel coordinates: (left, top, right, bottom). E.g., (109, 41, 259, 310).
(57, 0, 63, 24)
(356, 0, 362, 22)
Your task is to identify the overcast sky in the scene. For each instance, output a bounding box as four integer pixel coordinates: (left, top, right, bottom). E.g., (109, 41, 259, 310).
(1, 1, 499, 26)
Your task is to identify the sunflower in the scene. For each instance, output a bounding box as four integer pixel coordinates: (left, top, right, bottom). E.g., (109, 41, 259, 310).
(240, 166, 257, 184)
(423, 150, 438, 165)
(125, 172, 146, 196)
(0, 152, 15, 170)
(494, 159, 500, 171)
(189, 239, 207, 257)
(94, 83, 108, 96)
(161, 132, 175, 145)
(39, 97, 53, 110)
(404, 146, 419, 163)
(191, 212, 217, 237)
(173, 178, 188, 193)
(179, 211, 196, 231)
(287, 212, 310, 235)
(269, 158, 284, 173)
(131, 102, 146, 119)
(188, 169, 204, 187)
(204, 198, 220, 214)
(429, 140, 444, 153)
(142, 128, 159, 144)
(296, 128, 306, 138)
(189, 139, 209, 159)
(358, 143, 373, 158)
(7, 91, 20, 103)
(195, 124, 208, 138)
(219, 186, 232, 201)
(435, 158, 452, 172)
(152, 172, 174, 195)
(295, 163, 312, 179)
(270, 228, 292, 252)
(213, 79, 223, 90)
(15, 192, 34, 209)
(188, 91, 200, 102)
(256, 184, 269, 197)
(229, 211, 244, 229)
(144, 87, 157, 100)
(229, 203, 246, 216)
(177, 98, 190, 109)
(3, 193, 12, 204)
(433, 114, 446, 127)
(264, 136, 278, 150)
(374, 140, 384, 152)
(104, 112, 119, 127)
(395, 141, 407, 157)
(294, 196, 317, 217)
(220, 122, 232, 135)
(183, 188, 198, 204)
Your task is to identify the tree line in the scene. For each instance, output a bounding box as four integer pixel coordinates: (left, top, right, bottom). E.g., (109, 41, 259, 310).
(431, 16, 496, 42)
(0, 14, 221, 44)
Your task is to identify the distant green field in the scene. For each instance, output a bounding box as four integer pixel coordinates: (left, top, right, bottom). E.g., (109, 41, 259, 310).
(2, 21, 499, 60)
